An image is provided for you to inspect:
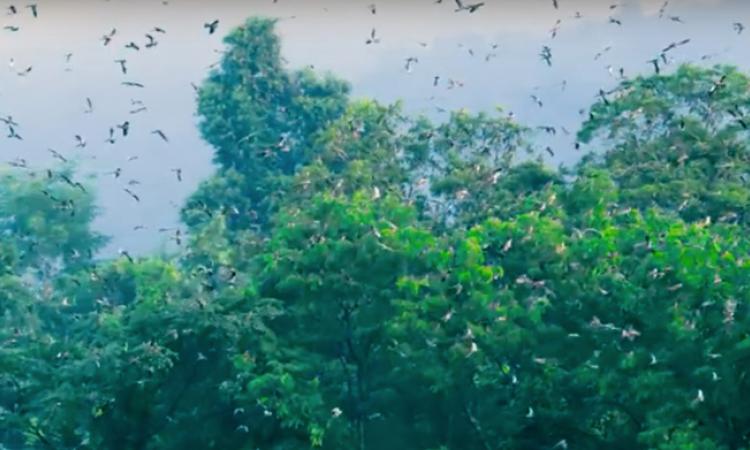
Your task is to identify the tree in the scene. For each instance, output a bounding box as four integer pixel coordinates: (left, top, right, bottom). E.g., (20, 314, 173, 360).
(578, 64, 750, 225)
(0, 166, 105, 448)
(6, 16, 750, 449)
(0, 166, 106, 274)
(248, 191, 433, 449)
(183, 17, 351, 235)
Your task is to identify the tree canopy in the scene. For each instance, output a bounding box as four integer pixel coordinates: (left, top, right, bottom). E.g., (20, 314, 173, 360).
(3, 17, 750, 450)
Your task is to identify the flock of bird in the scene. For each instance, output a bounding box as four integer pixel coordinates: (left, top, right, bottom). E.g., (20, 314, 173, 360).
(1, 0, 748, 256)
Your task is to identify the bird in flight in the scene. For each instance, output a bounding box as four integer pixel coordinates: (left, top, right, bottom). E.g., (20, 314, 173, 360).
(661, 38, 690, 54)
(123, 188, 140, 202)
(0, 116, 19, 127)
(658, 1, 669, 18)
(17, 66, 32, 77)
(7, 126, 22, 140)
(48, 148, 67, 162)
(204, 20, 219, 35)
(404, 57, 418, 73)
(365, 28, 380, 45)
(540, 46, 552, 66)
(115, 59, 128, 74)
(152, 129, 169, 142)
(106, 127, 116, 144)
(454, 0, 485, 13)
(648, 58, 661, 74)
(101, 28, 117, 46)
(145, 33, 158, 48)
(74, 135, 86, 148)
(26, 4, 38, 18)
(117, 121, 131, 137)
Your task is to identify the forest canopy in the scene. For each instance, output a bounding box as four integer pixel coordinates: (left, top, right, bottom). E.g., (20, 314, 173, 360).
(2, 17, 750, 450)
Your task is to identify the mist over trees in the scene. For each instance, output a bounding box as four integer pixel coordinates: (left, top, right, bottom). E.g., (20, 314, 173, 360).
(3, 17, 750, 450)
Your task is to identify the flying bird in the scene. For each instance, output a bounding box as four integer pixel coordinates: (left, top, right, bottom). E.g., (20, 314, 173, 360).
(114, 59, 127, 74)
(7, 126, 22, 140)
(550, 19, 562, 39)
(0, 116, 19, 127)
(152, 129, 169, 142)
(118, 249, 134, 263)
(26, 4, 38, 17)
(105, 127, 116, 144)
(145, 33, 158, 48)
(658, 1, 668, 18)
(594, 45, 613, 60)
(16, 65, 32, 76)
(101, 28, 117, 46)
(540, 46, 552, 66)
(537, 125, 557, 135)
(454, 0, 485, 13)
(123, 188, 140, 202)
(48, 148, 67, 162)
(404, 56, 418, 73)
(365, 28, 380, 45)
(648, 58, 661, 74)
(60, 174, 86, 192)
(204, 20, 219, 35)
(661, 38, 690, 54)
(117, 121, 130, 137)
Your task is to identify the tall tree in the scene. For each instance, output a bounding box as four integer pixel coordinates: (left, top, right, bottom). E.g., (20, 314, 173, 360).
(183, 17, 351, 235)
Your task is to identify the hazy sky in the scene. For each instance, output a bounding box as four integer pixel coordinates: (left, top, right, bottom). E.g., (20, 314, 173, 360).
(1, 0, 748, 255)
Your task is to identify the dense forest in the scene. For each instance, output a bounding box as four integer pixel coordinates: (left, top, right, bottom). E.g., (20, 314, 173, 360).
(3, 17, 750, 449)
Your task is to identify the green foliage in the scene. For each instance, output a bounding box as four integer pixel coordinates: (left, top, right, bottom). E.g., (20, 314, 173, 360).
(183, 17, 350, 235)
(578, 64, 750, 225)
(6, 19, 750, 450)
(0, 167, 106, 273)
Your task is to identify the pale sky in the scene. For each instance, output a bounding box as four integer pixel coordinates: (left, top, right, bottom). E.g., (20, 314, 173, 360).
(0, 0, 748, 255)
